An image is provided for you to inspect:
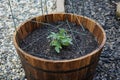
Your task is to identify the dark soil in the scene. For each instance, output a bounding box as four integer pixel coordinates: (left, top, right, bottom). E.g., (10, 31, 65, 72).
(19, 21, 98, 60)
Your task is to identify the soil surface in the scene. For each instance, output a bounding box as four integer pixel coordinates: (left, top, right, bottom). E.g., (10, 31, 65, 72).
(19, 21, 98, 60)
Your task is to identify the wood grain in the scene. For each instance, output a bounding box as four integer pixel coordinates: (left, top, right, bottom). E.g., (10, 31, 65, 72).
(13, 13, 106, 80)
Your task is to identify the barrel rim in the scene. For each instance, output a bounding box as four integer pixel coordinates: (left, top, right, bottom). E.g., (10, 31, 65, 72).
(13, 13, 106, 63)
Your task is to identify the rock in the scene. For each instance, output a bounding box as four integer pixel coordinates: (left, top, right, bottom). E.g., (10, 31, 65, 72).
(116, 2, 120, 19)
(29, 8, 38, 14)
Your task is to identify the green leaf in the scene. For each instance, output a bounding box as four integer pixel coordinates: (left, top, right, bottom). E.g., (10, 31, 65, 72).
(61, 38, 68, 43)
(47, 32, 58, 39)
(55, 44, 62, 53)
(61, 37, 73, 46)
(50, 40, 58, 46)
(55, 47, 60, 53)
(59, 28, 66, 35)
(48, 28, 73, 53)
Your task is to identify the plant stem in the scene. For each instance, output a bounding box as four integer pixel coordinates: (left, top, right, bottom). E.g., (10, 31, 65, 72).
(68, 0, 85, 31)
(41, 0, 44, 15)
(66, 20, 83, 55)
(8, 0, 17, 31)
(45, 0, 48, 14)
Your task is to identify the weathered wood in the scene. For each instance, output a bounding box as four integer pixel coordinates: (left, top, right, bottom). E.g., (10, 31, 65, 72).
(13, 13, 106, 80)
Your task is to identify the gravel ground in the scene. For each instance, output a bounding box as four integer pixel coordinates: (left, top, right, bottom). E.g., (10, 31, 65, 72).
(65, 0, 120, 80)
(0, 0, 120, 80)
(0, 0, 56, 79)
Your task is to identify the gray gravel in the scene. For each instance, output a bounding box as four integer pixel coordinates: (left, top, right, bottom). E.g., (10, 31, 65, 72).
(65, 0, 120, 80)
(0, 0, 56, 79)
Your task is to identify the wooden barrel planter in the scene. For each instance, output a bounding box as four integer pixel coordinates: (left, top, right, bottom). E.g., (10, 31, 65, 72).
(13, 13, 106, 80)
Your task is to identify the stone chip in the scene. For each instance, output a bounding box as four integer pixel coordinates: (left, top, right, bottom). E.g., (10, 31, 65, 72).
(116, 2, 120, 19)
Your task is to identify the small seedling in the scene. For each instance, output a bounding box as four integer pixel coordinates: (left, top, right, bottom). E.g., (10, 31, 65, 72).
(47, 28, 73, 53)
